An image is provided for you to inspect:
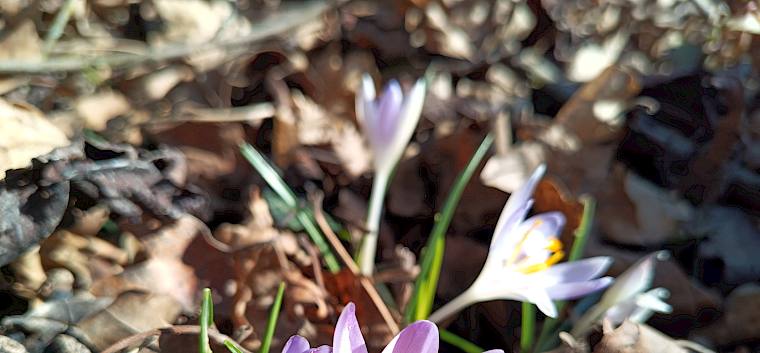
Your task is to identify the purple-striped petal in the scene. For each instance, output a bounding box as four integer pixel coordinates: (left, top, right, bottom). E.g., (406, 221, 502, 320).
(282, 336, 311, 353)
(374, 80, 404, 145)
(380, 320, 438, 353)
(539, 257, 613, 284)
(545, 276, 614, 300)
(491, 165, 546, 250)
(333, 303, 368, 353)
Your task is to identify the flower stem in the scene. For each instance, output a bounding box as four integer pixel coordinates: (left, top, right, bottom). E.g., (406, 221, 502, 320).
(428, 289, 475, 323)
(521, 302, 536, 353)
(359, 169, 391, 275)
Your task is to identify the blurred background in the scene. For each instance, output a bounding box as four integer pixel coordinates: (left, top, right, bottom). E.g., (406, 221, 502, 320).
(0, 0, 759, 352)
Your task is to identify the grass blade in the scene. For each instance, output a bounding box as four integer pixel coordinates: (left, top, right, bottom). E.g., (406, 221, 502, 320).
(240, 143, 340, 272)
(259, 282, 286, 353)
(440, 329, 486, 353)
(199, 288, 213, 353)
(533, 196, 596, 352)
(224, 340, 245, 353)
(406, 134, 493, 322)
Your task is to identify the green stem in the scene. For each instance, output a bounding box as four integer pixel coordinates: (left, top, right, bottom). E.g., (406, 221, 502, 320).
(199, 288, 213, 353)
(440, 329, 485, 353)
(533, 196, 597, 352)
(259, 282, 286, 353)
(406, 134, 494, 322)
(521, 302, 536, 353)
(358, 169, 390, 275)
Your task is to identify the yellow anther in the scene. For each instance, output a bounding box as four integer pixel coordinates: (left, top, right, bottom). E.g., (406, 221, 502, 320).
(518, 250, 566, 274)
(545, 238, 563, 252)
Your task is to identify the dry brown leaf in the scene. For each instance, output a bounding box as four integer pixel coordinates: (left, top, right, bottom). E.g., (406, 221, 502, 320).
(0, 99, 70, 179)
(78, 291, 182, 351)
(596, 167, 693, 246)
(74, 90, 131, 131)
(593, 321, 688, 353)
(0, 20, 42, 61)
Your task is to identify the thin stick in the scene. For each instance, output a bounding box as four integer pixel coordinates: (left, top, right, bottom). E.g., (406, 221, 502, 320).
(101, 325, 252, 353)
(311, 192, 400, 334)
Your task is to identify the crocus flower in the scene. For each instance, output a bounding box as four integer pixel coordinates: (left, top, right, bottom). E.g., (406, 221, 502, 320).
(571, 251, 671, 337)
(428, 165, 613, 322)
(356, 74, 426, 178)
(356, 74, 426, 275)
(282, 302, 503, 353)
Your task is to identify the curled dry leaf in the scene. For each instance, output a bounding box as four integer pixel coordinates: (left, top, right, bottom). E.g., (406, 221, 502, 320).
(77, 291, 182, 351)
(0, 142, 82, 266)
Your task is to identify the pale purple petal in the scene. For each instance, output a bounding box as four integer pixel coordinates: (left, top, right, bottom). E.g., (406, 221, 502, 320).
(539, 257, 613, 284)
(523, 288, 557, 318)
(491, 165, 546, 249)
(600, 251, 667, 305)
(490, 199, 533, 251)
(282, 336, 311, 353)
(482, 350, 505, 353)
(333, 303, 368, 353)
(374, 80, 404, 145)
(357, 75, 377, 126)
(545, 276, 613, 300)
(380, 320, 438, 353)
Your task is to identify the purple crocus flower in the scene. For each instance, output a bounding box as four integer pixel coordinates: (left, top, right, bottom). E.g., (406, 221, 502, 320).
(356, 74, 426, 275)
(428, 165, 614, 321)
(355, 74, 426, 177)
(282, 303, 503, 353)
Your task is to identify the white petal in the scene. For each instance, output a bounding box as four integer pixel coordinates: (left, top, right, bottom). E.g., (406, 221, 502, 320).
(492, 165, 545, 246)
(599, 251, 666, 307)
(523, 288, 557, 318)
(356, 74, 377, 135)
(538, 257, 613, 284)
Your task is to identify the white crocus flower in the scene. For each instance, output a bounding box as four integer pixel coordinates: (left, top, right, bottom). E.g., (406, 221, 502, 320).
(428, 165, 613, 321)
(356, 74, 426, 275)
(571, 251, 671, 337)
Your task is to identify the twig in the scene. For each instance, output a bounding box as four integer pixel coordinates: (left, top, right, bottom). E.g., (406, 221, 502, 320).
(101, 325, 252, 353)
(43, 0, 77, 55)
(0, 1, 331, 73)
(310, 192, 400, 335)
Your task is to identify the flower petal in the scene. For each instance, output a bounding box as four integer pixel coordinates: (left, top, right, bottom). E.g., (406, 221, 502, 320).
(489, 199, 533, 252)
(282, 336, 311, 353)
(483, 350, 505, 353)
(599, 251, 667, 306)
(356, 74, 377, 136)
(381, 320, 438, 353)
(523, 288, 558, 318)
(376, 78, 426, 173)
(333, 303, 368, 353)
(545, 276, 613, 300)
(538, 257, 613, 284)
(375, 80, 404, 144)
(494, 164, 546, 234)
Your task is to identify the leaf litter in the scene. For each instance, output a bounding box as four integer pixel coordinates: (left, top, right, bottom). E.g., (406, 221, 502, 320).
(0, 0, 758, 352)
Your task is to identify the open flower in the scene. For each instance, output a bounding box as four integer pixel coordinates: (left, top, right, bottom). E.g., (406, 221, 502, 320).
(356, 74, 426, 177)
(571, 251, 671, 337)
(428, 165, 613, 321)
(356, 74, 426, 275)
(282, 302, 503, 353)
